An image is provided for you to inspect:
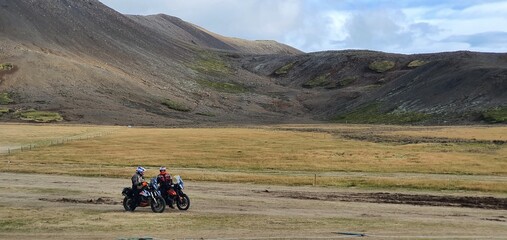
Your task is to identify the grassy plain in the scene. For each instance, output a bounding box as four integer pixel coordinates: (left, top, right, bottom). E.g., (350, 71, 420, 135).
(1, 124, 506, 193)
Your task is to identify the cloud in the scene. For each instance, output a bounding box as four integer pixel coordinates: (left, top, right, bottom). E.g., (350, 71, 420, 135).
(332, 10, 410, 51)
(445, 31, 507, 50)
(324, 1, 507, 53)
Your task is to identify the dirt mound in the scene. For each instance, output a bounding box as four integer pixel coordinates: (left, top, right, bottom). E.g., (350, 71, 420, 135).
(261, 190, 507, 210)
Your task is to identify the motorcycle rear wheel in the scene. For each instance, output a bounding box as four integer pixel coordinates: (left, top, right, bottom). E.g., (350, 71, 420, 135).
(176, 194, 190, 211)
(123, 196, 136, 211)
(151, 196, 166, 213)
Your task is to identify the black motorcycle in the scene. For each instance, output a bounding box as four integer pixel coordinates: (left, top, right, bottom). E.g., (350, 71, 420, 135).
(163, 175, 190, 211)
(122, 177, 166, 213)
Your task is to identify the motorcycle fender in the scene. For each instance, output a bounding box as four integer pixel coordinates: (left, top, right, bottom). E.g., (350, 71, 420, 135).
(122, 187, 132, 196)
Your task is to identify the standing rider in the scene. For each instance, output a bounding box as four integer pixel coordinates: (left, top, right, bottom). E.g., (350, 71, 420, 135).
(157, 166, 174, 208)
(131, 166, 148, 206)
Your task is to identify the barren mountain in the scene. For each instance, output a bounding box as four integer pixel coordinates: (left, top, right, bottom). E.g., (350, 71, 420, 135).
(0, 0, 505, 125)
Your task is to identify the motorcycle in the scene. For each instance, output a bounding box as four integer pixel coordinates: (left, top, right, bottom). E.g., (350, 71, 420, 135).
(122, 177, 166, 213)
(163, 175, 190, 211)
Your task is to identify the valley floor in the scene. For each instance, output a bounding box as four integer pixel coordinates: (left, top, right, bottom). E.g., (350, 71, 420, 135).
(0, 172, 506, 239)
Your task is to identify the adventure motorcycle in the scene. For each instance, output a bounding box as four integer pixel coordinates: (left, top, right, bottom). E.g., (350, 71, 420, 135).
(122, 177, 166, 213)
(163, 175, 190, 211)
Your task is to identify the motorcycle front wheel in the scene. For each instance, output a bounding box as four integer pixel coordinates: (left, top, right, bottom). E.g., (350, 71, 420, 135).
(123, 196, 136, 211)
(150, 196, 166, 213)
(176, 194, 190, 211)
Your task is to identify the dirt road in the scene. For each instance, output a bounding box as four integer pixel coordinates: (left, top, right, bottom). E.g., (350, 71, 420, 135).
(0, 172, 506, 239)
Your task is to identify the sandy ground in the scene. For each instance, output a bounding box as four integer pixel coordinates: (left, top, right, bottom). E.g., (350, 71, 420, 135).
(0, 172, 506, 240)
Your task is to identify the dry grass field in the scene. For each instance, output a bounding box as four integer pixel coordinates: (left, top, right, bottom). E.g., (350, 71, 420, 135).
(1, 124, 506, 193)
(0, 123, 506, 239)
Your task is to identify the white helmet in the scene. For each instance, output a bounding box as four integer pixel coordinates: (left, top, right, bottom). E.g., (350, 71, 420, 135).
(136, 166, 146, 174)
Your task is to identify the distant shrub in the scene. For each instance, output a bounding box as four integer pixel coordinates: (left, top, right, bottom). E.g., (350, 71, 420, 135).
(162, 99, 191, 112)
(369, 61, 395, 73)
(481, 107, 507, 123)
(407, 60, 427, 68)
(0, 63, 13, 71)
(274, 62, 295, 76)
(302, 73, 331, 88)
(20, 110, 63, 123)
(197, 79, 247, 93)
(0, 92, 13, 105)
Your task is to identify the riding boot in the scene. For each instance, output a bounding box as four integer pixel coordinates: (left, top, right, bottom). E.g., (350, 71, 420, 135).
(168, 198, 175, 208)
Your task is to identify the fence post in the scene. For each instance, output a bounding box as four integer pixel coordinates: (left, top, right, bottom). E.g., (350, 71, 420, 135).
(313, 174, 317, 186)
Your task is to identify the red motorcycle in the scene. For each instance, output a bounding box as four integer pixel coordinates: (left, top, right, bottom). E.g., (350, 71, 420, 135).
(164, 175, 190, 211)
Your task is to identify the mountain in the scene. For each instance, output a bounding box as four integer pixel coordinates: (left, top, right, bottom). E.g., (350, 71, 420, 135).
(0, 0, 506, 125)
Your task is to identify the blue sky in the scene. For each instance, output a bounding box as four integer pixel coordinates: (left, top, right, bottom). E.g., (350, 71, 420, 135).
(99, 0, 507, 54)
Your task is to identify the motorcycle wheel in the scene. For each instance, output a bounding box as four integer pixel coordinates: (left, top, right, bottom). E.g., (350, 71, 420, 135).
(176, 194, 190, 211)
(123, 196, 136, 211)
(150, 196, 166, 213)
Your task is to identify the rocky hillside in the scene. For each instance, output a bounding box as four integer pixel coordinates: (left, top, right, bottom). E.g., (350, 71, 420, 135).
(241, 50, 507, 124)
(0, 0, 505, 125)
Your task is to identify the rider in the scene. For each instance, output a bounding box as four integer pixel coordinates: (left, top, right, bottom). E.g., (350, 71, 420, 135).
(131, 166, 147, 206)
(157, 166, 174, 208)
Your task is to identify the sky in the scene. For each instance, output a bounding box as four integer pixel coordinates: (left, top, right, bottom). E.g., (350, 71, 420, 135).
(99, 0, 507, 54)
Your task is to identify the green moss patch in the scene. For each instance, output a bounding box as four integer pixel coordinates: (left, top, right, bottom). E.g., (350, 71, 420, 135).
(0, 63, 13, 71)
(369, 61, 395, 73)
(333, 103, 430, 124)
(0, 107, 10, 116)
(197, 79, 247, 93)
(326, 76, 358, 89)
(162, 99, 191, 112)
(192, 51, 231, 76)
(338, 76, 357, 86)
(274, 62, 295, 76)
(20, 110, 63, 123)
(0, 92, 13, 105)
(481, 107, 507, 123)
(407, 60, 427, 68)
(302, 73, 331, 88)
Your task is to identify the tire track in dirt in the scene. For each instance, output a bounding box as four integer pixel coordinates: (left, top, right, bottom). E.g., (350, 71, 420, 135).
(258, 190, 507, 210)
(39, 197, 120, 205)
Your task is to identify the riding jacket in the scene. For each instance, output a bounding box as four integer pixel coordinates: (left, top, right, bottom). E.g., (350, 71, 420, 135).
(131, 172, 145, 190)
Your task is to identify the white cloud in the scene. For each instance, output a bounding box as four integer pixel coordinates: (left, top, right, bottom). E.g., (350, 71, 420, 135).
(283, 10, 347, 52)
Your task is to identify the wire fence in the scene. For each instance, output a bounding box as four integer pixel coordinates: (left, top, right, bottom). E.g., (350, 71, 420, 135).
(0, 131, 116, 156)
